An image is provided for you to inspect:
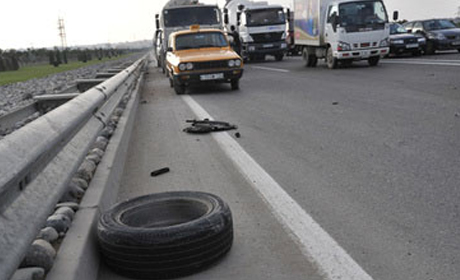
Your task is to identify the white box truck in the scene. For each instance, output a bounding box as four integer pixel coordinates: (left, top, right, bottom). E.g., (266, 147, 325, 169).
(154, 0, 223, 72)
(293, 0, 396, 68)
(223, 0, 289, 61)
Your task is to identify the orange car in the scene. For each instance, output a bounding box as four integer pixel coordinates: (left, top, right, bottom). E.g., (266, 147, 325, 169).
(165, 26, 244, 94)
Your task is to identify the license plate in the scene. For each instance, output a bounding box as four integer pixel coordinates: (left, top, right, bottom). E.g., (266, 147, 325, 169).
(452, 41, 460, 46)
(200, 73, 224, 81)
(406, 43, 419, 49)
(263, 44, 274, 48)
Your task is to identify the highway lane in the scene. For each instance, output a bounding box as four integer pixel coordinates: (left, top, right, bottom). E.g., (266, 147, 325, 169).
(183, 55, 460, 280)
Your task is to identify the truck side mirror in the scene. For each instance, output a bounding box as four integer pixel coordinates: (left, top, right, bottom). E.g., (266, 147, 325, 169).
(155, 14, 160, 29)
(224, 14, 229, 25)
(331, 12, 338, 32)
(286, 8, 291, 23)
(238, 4, 245, 11)
(393, 11, 399, 21)
(237, 12, 241, 26)
(167, 47, 173, 52)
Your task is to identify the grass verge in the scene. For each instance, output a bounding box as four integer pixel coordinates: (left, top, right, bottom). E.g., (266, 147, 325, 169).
(0, 55, 131, 86)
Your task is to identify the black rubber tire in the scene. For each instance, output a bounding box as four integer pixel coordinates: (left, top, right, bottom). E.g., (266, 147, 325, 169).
(340, 60, 353, 67)
(275, 54, 284, 61)
(368, 56, 380, 67)
(173, 80, 185, 95)
(302, 48, 316, 67)
(98, 191, 233, 279)
(231, 79, 240, 90)
(326, 47, 338, 69)
(426, 41, 435, 55)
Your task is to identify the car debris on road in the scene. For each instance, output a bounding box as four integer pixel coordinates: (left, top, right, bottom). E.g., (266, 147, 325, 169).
(183, 119, 237, 134)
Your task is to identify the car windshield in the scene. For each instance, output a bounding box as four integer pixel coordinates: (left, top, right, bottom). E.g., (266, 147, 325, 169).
(339, 0, 388, 33)
(423, 19, 456, 31)
(245, 8, 285, 27)
(175, 32, 228, 50)
(390, 23, 408, 34)
(163, 7, 220, 28)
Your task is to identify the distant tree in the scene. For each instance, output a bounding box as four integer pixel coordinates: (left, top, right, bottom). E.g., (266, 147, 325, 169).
(63, 49, 68, 64)
(55, 48, 62, 66)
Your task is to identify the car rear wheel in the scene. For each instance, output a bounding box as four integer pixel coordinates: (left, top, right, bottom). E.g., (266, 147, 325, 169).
(275, 54, 284, 61)
(426, 41, 435, 55)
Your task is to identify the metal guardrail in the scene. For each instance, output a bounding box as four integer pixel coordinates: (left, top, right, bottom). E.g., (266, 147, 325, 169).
(0, 55, 147, 280)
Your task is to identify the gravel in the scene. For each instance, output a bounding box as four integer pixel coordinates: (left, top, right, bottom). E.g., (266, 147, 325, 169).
(0, 54, 143, 117)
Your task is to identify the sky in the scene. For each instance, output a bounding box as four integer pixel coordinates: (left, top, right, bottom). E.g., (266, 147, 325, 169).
(0, 0, 459, 50)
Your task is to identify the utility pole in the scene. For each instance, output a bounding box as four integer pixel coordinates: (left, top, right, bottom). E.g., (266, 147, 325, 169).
(58, 17, 67, 50)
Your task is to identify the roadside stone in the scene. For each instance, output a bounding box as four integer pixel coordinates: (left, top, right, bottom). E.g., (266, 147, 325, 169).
(55, 202, 79, 211)
(37, 227, 59, 243)
(75, 160, 97, 181)
(11, 267, 45, 280)
(45, 214, 71, 233)
(54, 206, 75, 221)
(113, 108, 124, 117)
(86, 153, 102, 165)
(71, 177, 89, 190)
(89, 148, 105, 159)
(92, 136, 108, 151)
(100, 127, 114, 138)
(20, 239, 56, 272)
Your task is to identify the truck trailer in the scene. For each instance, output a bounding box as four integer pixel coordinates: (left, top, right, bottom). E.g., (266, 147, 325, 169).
(293, 0, 394, 68)
(154, 0, 223, 72)
(223, 0, 289, 61)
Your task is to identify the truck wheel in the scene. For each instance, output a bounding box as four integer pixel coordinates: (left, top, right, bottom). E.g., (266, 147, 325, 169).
(231, 79, 240, 90)
(97, 191, 233, 280)
(173, 80, 185, 95)
(368, 56, 380, 66)
(275, 54, 284, 61)
(302, 48, 317, 67)
(326, 47, 338, 69)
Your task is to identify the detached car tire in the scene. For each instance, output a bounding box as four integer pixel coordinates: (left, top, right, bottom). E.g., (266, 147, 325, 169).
(97, 191, 233, 279)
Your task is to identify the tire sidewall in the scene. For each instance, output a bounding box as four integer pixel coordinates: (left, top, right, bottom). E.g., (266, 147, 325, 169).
(98, 191, 232, 247)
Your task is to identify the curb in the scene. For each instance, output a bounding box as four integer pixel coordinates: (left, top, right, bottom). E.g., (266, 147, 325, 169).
(46, 70, 143, 280)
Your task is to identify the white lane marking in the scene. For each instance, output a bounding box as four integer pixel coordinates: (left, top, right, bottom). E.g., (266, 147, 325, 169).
(382, 60, 460, 67)
(389, 58, 460, 63)
(251, 65, 290, 73)
(182, 95, 374, 280)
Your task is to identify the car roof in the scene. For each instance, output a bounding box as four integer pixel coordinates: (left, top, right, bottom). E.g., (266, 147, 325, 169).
(171, 28, 223, 38)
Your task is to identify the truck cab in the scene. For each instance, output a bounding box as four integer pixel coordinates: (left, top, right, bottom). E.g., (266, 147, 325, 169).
(155, 0, 223, 73)
(224, 0, 288, 61)
(295, 0, 392, 69)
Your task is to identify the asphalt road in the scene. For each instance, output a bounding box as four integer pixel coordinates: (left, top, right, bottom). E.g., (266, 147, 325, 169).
(100, 52, 460, 280)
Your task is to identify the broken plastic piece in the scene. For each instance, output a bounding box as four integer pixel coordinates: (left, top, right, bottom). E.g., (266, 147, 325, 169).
(151, 167, 170, 177)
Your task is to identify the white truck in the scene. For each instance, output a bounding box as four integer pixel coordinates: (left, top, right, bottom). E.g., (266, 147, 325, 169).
(154, 0, 223, 72)
(223, 0, 289, 61)
(293, 0, 396, 68)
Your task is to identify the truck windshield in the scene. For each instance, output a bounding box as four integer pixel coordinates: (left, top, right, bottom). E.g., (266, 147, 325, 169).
(175, 32, 228, 50)
(423, 19, 456, 31)
(163, 7, 220, 28)
(245, 8, 285, 27)
(339, 1, 388, 33)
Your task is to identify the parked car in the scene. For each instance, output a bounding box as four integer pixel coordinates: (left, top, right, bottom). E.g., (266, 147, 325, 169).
(389, 23, 425, 56)
(165, 26, 244, 94)
(403, 19, 460, 54)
